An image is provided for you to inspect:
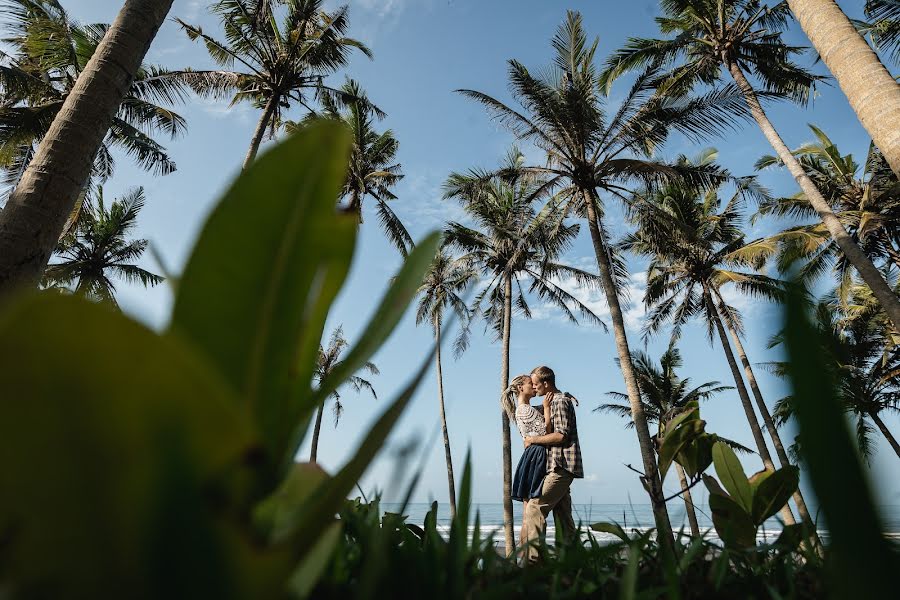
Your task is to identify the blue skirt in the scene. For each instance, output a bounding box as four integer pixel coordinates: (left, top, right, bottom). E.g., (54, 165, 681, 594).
(512, 444, 547, 502)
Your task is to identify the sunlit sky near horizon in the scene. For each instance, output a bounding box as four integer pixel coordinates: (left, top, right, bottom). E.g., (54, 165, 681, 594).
(51, 0, 900, 511)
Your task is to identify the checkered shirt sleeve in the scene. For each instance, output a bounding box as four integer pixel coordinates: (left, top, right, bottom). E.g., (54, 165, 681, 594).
(547, 393, 583, 478)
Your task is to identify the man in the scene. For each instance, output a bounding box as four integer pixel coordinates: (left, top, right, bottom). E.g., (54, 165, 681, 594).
(521, 365, 582, 561)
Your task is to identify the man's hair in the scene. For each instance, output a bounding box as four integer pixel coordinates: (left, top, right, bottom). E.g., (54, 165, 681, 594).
(531, 365, 555, 386)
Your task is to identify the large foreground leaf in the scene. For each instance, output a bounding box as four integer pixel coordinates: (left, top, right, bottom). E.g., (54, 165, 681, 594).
(170, 121, 357, 464)
(0, 294, 267, 598)
(783, 285, 900, 596)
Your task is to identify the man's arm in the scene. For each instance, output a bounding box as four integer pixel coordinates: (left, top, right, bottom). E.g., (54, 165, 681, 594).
(525, 395, 570, 448)
(524, 431, 565, 448)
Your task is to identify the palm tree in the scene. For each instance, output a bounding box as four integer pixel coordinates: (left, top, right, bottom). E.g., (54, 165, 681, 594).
(621, 167, 809, 526)
(443, 147, 604, 555)
(770, 291, 900, 460)
(457, 11, 754, 548)
(309, 326, 378, 463)
(756, 125, 900, 299)
(863, 0, 900, 64)
(42, 187, 162, 307)
(177, 0, 372, 169)
(601, 0, 900, 331)
(0, 0, 187, 201)
(597, 347, 733, 536)
(290, 79, 410, 255)
(784, 0, 900, 175)
(0, 0, 178, 295)
(415, 251, 477, 518)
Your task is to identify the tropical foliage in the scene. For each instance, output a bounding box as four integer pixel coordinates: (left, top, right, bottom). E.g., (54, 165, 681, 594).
(291, 79, 410, 255)
(1, 1, 900, 597)
(41, 186, 161, 306)
(176, 0, 371, 168)
(309, 326, 379, 463)
(756, 124, 900, 296)
(0, 0, 188, 201)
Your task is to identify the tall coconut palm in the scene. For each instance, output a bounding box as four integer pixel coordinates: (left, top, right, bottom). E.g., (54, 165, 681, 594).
(597, 347, 733, 536)
(0, 0, 187, 202)
(443, 147, 605, 555)
(42, 187, 162, 307)
(177, 0, 372, 169)
(0, 0, 177, 295)
(621, 169, 807, 526)
(863, 0, 900, 64)
(784, 0, 900, 175)
(755, 125, 900, 299)
(291, 79, 410, 255)
(309, 326, 378, 463)
(601, 0, 900, 330)
(415, 251, 477, 518)
(457, 11, 755, 548)
(770, 291, 900, 460)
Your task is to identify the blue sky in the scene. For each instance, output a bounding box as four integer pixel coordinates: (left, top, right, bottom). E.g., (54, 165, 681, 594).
(56, 0, 900, 510)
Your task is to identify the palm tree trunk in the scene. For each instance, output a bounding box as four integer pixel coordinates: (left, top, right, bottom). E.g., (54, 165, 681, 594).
(703, 287, 797, 525)
(786, 0, 900, 177)
(349, 189, 364, 224)
(675, 462, 701, 537)
(713, 289, 817, 529)
(500, 274, 515, 556)
(726, 61, 900, 331)
(243, 93, 280, 170)
(0, 0, 175, 298)
(870, 412, 900, 458)
(309, 403, 325, 463)
(584, 190, 675, 551)
(435, 324, 457, 518)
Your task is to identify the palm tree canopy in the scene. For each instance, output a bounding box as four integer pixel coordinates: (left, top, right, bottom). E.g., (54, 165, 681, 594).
(620, 151, 780, 342)
(861, 0, 900, 63)
(458, 10, 755, 222)
(291, 79, 410, 255)
(416, 250, 477, 357)
(0, 0, 189, 201)
(768, 288, 900, 461)
(314, 326, 378, 427)
(443, 147, 606, 337)
(600, 0, 823, 104)
(176, 0, 372, 133)
(42, 186, 162, 307)
(755, 124, 900, 298)
(597, 347, 732, 427)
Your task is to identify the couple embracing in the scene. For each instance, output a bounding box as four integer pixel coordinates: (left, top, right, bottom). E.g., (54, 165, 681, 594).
(501, 366, 582, 561)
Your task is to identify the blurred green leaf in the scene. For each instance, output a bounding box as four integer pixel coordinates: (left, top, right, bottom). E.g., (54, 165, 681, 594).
(170, 121, 357, 464)
(751, 465, 798, 524)
(711, 442, 753, 514)
(292, 231, 442, 469)
(783, 284, 900, 596)
(254, 462, 329, 540)
(288, 521, 343, 599)
(590, 522, 630, 544)
(658, 418, 705, 480)
(271, 343, 436, 553)
(0, 294, 261, 597)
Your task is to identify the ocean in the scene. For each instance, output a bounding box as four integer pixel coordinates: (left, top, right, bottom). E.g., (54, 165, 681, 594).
(379, 502, 900, 546)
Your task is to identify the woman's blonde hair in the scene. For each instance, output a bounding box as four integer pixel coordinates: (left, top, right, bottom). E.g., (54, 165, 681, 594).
(500, 374, 531, 421)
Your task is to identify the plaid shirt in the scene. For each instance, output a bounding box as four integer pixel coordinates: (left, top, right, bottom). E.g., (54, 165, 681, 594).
(546, 392, 583, 478)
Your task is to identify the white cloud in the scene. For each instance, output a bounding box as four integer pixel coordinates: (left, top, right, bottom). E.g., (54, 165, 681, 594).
(525, 261, 649, 334)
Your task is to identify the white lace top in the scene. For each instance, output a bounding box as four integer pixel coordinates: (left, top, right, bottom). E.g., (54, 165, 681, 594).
(515, 403, 546, 439)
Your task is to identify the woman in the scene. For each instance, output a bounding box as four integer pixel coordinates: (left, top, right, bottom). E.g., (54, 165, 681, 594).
(501, 374, 552, 546)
